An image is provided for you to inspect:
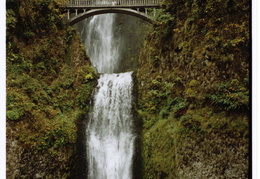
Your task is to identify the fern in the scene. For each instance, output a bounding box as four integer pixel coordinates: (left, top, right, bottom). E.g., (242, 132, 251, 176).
(204, 80, 249, 110)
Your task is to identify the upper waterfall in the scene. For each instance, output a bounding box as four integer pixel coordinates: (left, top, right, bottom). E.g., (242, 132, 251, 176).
(84, 14, 121, 73)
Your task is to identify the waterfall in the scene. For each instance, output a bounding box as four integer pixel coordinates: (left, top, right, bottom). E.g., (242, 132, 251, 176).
(88, 73, 135, 179)
(85, 14, 121, 73)
(82, 14, 136, 179)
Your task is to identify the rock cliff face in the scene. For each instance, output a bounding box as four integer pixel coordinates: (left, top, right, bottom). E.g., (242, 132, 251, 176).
(136, 0, 250, 178)
(6, 0, 97, 178)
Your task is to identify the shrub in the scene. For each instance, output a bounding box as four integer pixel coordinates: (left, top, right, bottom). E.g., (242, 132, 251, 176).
(6, 110, 21, 121)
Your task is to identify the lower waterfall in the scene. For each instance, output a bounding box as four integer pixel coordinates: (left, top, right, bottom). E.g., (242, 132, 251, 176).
(87, 72, 135, 179)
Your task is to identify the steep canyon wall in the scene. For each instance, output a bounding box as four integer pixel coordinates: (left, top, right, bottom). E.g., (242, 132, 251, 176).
(136, 0, 250, 178)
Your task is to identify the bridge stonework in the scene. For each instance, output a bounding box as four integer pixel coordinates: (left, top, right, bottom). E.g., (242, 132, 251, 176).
(61, 0, 160, 25)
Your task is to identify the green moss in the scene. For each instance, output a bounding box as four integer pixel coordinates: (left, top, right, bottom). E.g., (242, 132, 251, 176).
(6, 0, 98, 177)
(137, 0, 249, 178)
(141, 106, 248, 178)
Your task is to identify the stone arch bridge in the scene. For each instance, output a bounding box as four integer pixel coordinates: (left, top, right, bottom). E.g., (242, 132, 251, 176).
(61, 0, 160, 25)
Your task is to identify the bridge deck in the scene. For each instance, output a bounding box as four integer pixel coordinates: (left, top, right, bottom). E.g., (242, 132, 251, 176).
(63, 0, 160, 8)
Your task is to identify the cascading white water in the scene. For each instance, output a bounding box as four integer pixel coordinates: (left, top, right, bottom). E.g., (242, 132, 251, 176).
(85, 14, 121, 73)
(83, 14, 135, 179)
(88, 73, 135, 179)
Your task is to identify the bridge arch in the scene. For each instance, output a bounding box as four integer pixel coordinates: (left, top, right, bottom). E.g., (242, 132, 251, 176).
(68, 8, 153, 25)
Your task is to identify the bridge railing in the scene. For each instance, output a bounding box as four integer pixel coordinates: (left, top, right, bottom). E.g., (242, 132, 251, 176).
(63, 0, 160, 8)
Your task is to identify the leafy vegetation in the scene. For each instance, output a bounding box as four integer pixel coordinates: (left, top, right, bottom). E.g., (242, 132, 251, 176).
(6, 0, 97, 177)
(204, 79, 249, 110)
(137, 0, 250, 178)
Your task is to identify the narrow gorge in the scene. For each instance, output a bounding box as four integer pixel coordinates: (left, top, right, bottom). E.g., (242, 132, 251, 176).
(6, 0, 250, 178)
